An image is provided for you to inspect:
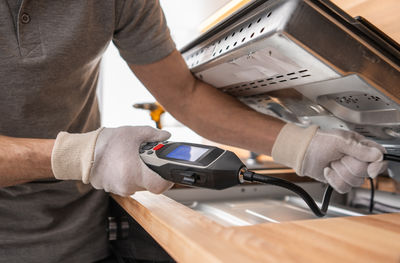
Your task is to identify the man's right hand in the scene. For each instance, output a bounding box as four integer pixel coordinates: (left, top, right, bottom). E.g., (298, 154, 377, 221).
(51, 126, 173, 196)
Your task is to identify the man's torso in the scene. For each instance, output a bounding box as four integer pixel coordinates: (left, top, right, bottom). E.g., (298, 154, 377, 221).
(1, 1, 132, 262)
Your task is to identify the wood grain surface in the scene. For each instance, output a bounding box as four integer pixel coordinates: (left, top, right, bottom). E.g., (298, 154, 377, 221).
(113, 192, 400, 262)
(331, 0, 400, 43)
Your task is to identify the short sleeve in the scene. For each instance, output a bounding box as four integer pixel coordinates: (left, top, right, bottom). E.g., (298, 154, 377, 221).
(113, 0, 176, 65)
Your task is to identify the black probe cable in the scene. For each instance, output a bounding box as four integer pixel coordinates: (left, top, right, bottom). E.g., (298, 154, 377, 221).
(243, 171, 333, 217)
(372, 153, 400, 212)
(383, 153, 400, 162)
(368, 177, 375, 213)
(241, 154, 399, 217)
(243, 153, 400, 217)
(367, 153, 400, 213)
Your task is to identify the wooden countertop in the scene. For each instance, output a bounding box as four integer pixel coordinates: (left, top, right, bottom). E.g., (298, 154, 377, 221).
(331, 0, 400, 43)
(113, 192, 400, 262)
(113, 0, 400, 262)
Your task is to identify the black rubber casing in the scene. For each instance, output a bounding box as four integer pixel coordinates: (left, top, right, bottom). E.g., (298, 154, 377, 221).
(147, 150, 244, 190)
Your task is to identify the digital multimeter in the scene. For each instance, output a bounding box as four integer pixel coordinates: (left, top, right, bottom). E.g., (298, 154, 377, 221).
(139, 140, 357, 218)
(139, 141, 245, 189)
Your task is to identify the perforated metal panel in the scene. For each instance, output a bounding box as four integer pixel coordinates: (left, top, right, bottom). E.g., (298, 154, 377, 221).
(317, 92, 400, 125)
(185, 10, 275, 68)
(182, 0, 400, 144)
(220, 69, 311, 96)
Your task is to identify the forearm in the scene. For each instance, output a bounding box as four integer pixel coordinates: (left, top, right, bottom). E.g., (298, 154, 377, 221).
(130, 50, 285, 155)
(170, 79, 284, 155)
(0, 136, 55, 187)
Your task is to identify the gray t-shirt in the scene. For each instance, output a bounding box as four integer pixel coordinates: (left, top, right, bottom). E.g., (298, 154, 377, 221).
(0, 0, 176, 262)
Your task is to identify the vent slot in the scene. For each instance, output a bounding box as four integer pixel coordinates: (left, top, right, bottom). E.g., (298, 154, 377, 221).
(220, 70, 311, 94)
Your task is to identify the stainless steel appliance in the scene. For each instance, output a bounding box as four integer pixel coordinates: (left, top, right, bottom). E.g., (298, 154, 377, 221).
(180, 0, 400, 179)
(175, 0, 400, 223)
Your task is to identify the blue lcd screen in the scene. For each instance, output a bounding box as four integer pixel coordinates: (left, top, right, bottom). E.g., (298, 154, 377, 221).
(166, 145, 208, 162)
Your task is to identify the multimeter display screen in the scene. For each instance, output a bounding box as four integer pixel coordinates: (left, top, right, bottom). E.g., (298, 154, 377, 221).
(166, 145, 208, 162)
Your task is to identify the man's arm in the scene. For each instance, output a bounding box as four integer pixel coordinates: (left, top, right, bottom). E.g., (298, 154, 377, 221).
(130, 49, 386, 194)
(129, 49, 285, 155)
(0, 136, 54, 187)
(0, 49, 384, 194)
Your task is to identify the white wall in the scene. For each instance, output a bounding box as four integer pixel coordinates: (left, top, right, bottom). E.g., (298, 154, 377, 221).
(99, 0, 230, 142)
(160, 0, 230, 49)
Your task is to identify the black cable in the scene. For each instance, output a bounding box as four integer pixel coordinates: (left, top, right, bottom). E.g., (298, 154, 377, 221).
(243, 171, 333, 217)
(383, 153, 400, 162)
(321, 185, 334, 214)
(369, 177, 375, 213)
(242, 154, 396, 216)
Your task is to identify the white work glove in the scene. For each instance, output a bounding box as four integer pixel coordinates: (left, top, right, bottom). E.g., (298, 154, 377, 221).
(51, 126, 173, 196)
(272, 123, 387, 193)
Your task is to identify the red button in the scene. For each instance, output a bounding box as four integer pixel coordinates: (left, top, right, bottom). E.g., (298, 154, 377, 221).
(153, 144, 164, 151)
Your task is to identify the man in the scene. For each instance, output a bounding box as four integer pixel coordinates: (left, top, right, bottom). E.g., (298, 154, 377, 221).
(0, 0, 386, 262)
